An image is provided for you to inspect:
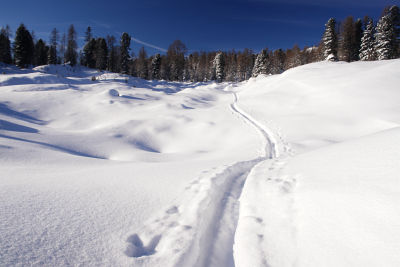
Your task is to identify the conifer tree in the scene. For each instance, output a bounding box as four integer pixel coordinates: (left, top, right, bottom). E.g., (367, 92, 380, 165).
(252, 49, 269, 77)
(151, 53, 161, 80)
(360, 18, 376, 61)
(0, 28, 12, 64)
(85, 26, 92, 43)
(375, 14, 396, 60)
(95, 38, 108, 70)
(322, 18, 338, 61)
(64, 25, 78, 65)
(389, 5, 400, 57)
(120, 32, 131, 74)
(13, 24, 34, 68)
(83, 38, 96, 68)
(34, 39, 48, 66)
(213, 52, 225, 82)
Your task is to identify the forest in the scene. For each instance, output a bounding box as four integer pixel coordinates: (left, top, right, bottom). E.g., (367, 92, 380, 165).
(0, 5, 399, 82)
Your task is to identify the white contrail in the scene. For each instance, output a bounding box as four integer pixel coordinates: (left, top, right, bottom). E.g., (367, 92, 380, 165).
(131, 37, 167, 53)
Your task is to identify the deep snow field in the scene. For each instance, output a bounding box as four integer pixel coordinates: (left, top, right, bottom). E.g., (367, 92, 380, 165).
(0, 60, 399, 267)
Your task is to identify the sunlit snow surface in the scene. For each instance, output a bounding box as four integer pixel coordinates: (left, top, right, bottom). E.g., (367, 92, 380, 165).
(1, 60, 399, 266)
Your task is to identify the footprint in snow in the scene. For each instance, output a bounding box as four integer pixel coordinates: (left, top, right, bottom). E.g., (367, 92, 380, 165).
(125, 234, 162, 258)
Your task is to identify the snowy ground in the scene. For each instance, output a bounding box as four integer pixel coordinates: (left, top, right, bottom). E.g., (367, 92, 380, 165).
(1, 60, 399, 266)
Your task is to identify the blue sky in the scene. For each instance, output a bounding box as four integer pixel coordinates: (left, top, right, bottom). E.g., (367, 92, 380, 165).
(1, 0, 398, 55)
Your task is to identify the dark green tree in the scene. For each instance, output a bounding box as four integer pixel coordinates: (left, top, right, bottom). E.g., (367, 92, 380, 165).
(13, 24, 34, 68)
(34, 39, 48, 66)
(64, 25, 78, 65)
(151, 53, 161, 79)
(167, 40, 187, 81)
(0, 27, 12, 64)
(95, 38, 108, 70)
(83, 38, 96, 68)
(120, 32, 131, 74)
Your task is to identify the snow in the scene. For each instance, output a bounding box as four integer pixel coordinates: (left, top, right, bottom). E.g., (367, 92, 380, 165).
(1, 60, 400, 266)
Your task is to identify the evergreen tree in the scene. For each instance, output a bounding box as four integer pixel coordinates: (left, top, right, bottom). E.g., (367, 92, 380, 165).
(375, 14, 396, 60)
(0, 28, 12, 64)
(13, 24, 34, 68)
(95, 38, 108, 70)
(85, 26, 92, 43)
(119, 32, 131, 74)
(213, 52, 225, 82)
(252, 48, 269, 77)
(34, 39, 48, 66)
(83, 38, 96, 68)
(151, 53, 161, 80)
(64, 25, 78, 65)
(389, 5, 400, 57)
(360, 18, 376, 61)
(136, 46, 148, 79)
(322, 18, 338, 61)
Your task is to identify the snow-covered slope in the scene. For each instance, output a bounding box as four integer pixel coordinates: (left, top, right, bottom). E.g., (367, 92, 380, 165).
(1, 60, 399, 267)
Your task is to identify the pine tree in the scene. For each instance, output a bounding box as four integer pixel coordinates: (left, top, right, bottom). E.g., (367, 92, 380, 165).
(252, 49, 269, 77)
(120, 32, 131, 74)
(95, 38, 108, 70)
(389, 5, 400, 57)
(375, 14, 396, 60)
(13, 24, 34, 68)
(213, 52, 225, 82)
(64, 25, 77, 65)
(85, 26, 92, 43)
(34, 39, 48, 66)
(360, 18, 376, 61)
(0, 27, 12, 64)
(151, 53, 161, 80)
(322, 18, 338, 61)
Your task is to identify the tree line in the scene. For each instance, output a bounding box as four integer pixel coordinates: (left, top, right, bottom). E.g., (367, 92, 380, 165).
(0, 5, 399, 82)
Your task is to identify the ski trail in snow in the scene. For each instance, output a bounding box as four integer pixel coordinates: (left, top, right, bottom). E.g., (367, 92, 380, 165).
(229, 90, 279, 159)
(125, 84, 281, 267)
(176, 86, 281, 266)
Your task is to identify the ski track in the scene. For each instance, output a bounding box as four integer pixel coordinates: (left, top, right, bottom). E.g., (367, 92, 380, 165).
(125, 84, 280, 267)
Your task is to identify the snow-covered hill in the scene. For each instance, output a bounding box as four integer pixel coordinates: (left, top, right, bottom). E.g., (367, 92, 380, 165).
(1, 60, 399, 266)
